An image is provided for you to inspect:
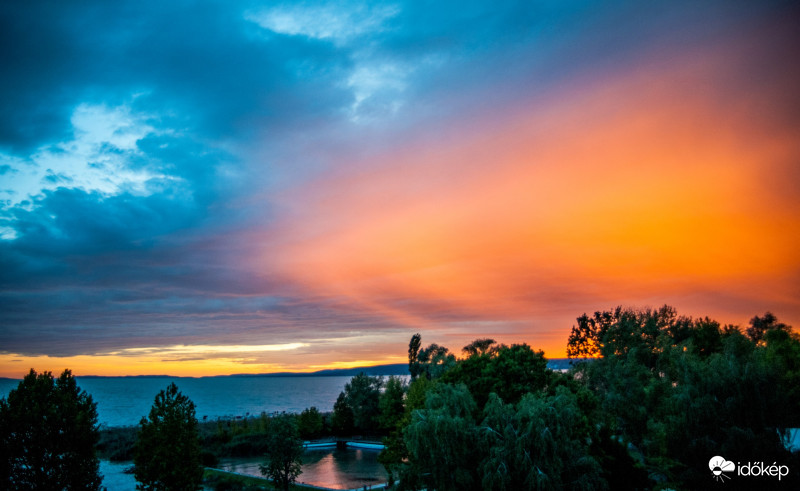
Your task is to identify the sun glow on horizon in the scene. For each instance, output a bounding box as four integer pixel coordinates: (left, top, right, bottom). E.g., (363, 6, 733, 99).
(0, 350, 409, 379)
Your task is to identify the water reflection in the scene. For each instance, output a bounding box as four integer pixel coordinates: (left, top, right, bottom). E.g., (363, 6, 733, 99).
(99, 460, 138, 490)
(219, 447, 387, 490)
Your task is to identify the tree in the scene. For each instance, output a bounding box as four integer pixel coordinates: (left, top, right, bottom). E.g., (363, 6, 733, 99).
(480, 389, 604, 490)
(379, 376, 407, 431)
(443, 343, 550, 409)
(415, 343, 457, 380)
(408, 333, 422, 380)
(331, 392, 355, 435)
(402, 383, 481, 491)
(134, 382, 203, 491)
(342, 373, 383, 432)
(260, 414, 303, 491)
(297, 406, 323, 439)
(746, 311, 789, 344)
(0, 368, 101, 490)
(462, 338, 497, 357)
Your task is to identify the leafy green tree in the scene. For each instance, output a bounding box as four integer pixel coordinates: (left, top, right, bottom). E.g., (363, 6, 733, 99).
(416, 343, 457, 380)
(341, 373, 383, 432)
(444, 343, 550, 409)
(377, 376, 407, 485)
(0, 369, 101, 490)
(297, 406, 323, 439)
(134, 382, 203, 491)
(566, 305, 678, 367)
(568, 307, 800, 488)
(331, 392, 354, 435)
(260, 414, 303, 491)
(379, 376, 406, 431)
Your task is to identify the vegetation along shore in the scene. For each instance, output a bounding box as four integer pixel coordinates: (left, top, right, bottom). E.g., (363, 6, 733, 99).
(2, 306, 799, 490)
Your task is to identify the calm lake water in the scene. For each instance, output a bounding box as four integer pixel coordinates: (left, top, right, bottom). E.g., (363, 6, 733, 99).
(99, 448, 387, 491)
(220, 447, 388, 489)
(0, 375, 356, 427)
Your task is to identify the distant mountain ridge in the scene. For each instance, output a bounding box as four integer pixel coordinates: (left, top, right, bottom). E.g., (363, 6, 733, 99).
(2, 359, 585, 380)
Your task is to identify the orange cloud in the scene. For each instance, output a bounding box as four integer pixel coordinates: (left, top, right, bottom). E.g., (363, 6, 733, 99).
(264, 39, 800, 357)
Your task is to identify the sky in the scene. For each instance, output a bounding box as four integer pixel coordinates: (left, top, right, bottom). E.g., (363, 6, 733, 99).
(1, 0, 799, 377)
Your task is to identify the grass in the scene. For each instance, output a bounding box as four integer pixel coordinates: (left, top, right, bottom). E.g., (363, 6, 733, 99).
(203, 468, 321, 491)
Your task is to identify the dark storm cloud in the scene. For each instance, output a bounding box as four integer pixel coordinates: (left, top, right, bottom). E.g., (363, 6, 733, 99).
(0, 0, 351, 152)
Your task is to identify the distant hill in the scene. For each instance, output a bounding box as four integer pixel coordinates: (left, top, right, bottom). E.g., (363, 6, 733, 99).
(11, 358, 589, 380)
(224, 363, 411, 378)
(227, 358, 587, 377)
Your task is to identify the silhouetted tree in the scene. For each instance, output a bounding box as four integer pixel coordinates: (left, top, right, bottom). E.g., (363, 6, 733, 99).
(341, 373, 383, 432)
(331, 392, 354, 435)
(0, 369, 101, 490)
(746, 311, 788, 344)
(134, 383, 203, 490)
(408, 333, 422, 380)
(444, 343, 550, 409)
(379, 375, 406, 431)
(260, 414, 303, 491)
(462, 338, 496, 357)
(297, 406, 323, 439)
(415, 343, 457, 380)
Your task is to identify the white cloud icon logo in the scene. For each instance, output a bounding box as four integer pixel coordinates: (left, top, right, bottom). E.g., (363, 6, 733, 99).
(709, 456, 735, 482)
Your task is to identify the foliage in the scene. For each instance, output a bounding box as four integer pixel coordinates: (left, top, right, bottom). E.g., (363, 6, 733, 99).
(331, 391, 354, 436)
(747, 311, 790, 344)
(443, 343, 550, 409)
(297, 407, 323, 439)
(393, 309, 800, 489)
(134, 382, 203, 491)
(379, 375, 428, 484)
(339, 373, 383, 432)
(378, 375, 407, 431)
(402, 383, 481, 490)
(259, 414, 303, 491)
(0, 368, 101, 490)
(409, 333, 457, 380)
(416, 343, 457, 380)
(408, 333, 422, 380)
(462, 338, 497, 357)
(399, 370, 605, 491)
(479, 388, 604, 490)
(97, 425, 138, 461)
(567, 307, 800, 488)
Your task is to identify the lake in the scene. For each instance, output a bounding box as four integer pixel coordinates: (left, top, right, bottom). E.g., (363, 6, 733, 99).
(99, 447, 388, 490)
(0, 375, 358, 427)
(219, 447, 388, 489)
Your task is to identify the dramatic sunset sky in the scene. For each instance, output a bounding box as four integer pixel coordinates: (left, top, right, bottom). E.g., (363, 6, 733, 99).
(1, 1, 798, 377)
